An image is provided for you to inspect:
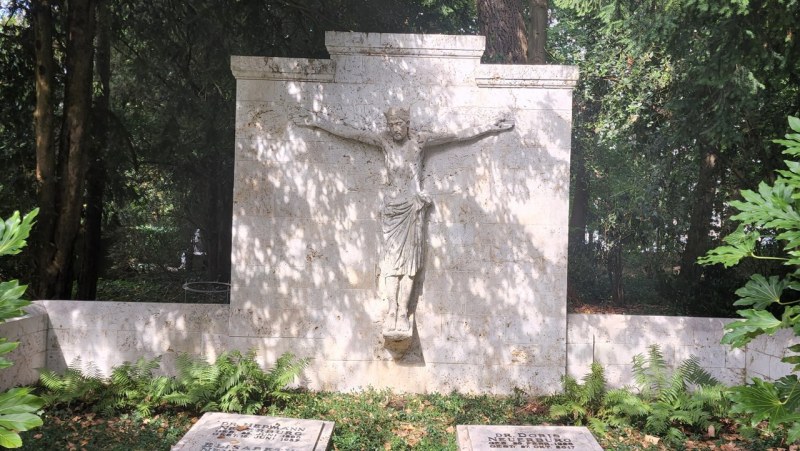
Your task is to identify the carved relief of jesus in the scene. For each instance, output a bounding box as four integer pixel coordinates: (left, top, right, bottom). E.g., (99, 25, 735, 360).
(294, 107, 514, 342)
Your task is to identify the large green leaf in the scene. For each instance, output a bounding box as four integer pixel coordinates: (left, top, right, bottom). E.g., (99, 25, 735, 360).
(776, 375, 800, 412)
(789, 116, 800, 134)
(0, 413, 43, 433)
(0, 209, 37, 257)
(0, 388, 43, 449)
(728, 378, 800, 426)
(0, 388, 44, 415)
(697, 228, 758, 267)
(788, 421, 800, 444)
(0, 280, 29, 323)
(0, 339, 19, 357)
(0, 428, 22, 448)
(721, 309, 783, 348)
(731, 181, 800, 232)
(733, 274, 787, 309)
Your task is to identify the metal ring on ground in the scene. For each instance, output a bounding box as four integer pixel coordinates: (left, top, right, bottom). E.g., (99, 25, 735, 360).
(182, 282, 231, 293)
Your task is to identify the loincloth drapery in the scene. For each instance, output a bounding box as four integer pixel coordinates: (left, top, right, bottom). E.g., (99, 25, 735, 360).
(379, 193, 431, 277)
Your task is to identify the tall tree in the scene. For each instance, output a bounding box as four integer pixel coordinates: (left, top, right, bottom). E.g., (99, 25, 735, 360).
(31, 0, 96, 299)
(528, 0, 548, 63)
(554, 0, 800, 312)
(476, 0, 528, 63)
(76, 0, 110, 299)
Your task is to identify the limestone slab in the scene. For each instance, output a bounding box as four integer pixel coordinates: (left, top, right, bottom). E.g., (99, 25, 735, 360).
(228, 31, 577, 393)
(456, 425, 602, 451)
(172, 412, 333, 450)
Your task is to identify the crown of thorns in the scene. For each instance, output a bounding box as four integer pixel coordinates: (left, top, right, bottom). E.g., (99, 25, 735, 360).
(384, 107, 410, 122)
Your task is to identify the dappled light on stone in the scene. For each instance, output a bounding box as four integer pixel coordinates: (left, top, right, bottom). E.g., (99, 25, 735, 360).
(229, 31, 578, 393)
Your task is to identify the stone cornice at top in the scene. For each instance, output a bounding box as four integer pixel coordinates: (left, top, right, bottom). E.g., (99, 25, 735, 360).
(324, 31, 486, 58)
(230, 31, 579, 87)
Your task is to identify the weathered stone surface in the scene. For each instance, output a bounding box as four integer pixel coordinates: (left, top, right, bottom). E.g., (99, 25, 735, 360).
(227, 30, 578, 391)
(3, 302, 798, 392)
(172, 412, 333, 451)
(456, 425, 602, 451)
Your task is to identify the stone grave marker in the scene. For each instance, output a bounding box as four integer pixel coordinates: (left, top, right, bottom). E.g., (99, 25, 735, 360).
(456, 425, 603, 450)
(172, 412, 334, 451)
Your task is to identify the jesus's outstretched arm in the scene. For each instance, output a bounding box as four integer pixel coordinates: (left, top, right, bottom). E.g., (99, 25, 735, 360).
(293, 110, 385, 149)
(420, 117, 514, 148)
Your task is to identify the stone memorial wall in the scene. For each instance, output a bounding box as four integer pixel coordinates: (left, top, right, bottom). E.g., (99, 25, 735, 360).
(1, 32, 797, 397)
(229, 31, 578, 393)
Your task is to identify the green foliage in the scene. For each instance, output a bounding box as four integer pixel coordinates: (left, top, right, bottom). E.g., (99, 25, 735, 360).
(548, 362, 608, 426)
(102, 357, 174, 416)
(556, 0, 800, 312)
(631, 346, 726, 443)
(0, 210, 37, 258)
(39, 351, 308, 417)
(548, 345, 728, 445)
(0, 388, 44, 448)
(19, 410, 196, 451)
(20, 387, 785, 450)
(164, 350, 307, 414)
(38, 359, 105, 409)
(40, 356, 172, 416)
(700, 116, 800, 442)
(0, 209, 42, 448)
(727, 376, 800, 443)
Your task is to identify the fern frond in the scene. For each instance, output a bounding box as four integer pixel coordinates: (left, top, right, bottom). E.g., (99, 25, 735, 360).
(644, 404, 671, 434)
(605, 388, 650, 418)
(581, 362, 607, 409)
(677, 355, 719, 387)
(587, 416, 609, 436)
(38, 361, 105, 407)
(664, 426, 686, 445)
(549, 401, 588, 423)
(266, 352, 308, 396)
(633, 345, 671, 398)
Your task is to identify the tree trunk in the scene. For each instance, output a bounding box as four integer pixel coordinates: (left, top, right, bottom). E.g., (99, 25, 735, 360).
(477, 0, 528, 63)
(608, 241, 624, 306)
(34, 0, 96, 299)
(679, 148, 721, 289)
(527, 0, 547, 64)
(31, 0, 58, 299)
(569, 139, 588, 247)
(77, 0, 110, 300)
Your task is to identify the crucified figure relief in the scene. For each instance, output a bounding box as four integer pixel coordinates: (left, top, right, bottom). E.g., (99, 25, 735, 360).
(294, 107, 514, 342)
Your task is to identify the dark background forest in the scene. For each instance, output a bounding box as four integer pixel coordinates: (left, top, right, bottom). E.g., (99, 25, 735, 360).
(0, 0, 798, 317)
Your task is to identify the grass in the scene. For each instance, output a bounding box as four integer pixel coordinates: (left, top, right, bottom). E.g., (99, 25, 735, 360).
(94, 270, 228, 304)
(18, 389, 779, 451)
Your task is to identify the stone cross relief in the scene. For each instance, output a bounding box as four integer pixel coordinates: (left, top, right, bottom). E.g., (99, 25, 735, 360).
(293, 107, 514, 346)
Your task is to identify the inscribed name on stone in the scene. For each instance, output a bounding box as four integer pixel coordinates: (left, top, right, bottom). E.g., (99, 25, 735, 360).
(171, 412, 334, 451)
(456, 425, 603, 451)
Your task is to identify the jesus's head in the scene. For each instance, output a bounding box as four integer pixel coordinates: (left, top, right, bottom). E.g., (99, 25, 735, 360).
(384, 107, 410, 142)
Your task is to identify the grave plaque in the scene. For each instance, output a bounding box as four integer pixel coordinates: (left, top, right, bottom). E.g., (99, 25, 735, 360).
(172, 412, 334, 451)
(456, 425, 603, 451)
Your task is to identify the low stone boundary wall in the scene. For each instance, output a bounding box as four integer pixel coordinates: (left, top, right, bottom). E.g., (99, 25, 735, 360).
(0, 303, 48, 391)
(567, 313, 798, 388)
(1, 303, 797, 392)
(39, 301, 229, 377)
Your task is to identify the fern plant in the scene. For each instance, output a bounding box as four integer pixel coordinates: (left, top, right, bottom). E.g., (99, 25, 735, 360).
(548, 345, 729, 444)
(39, 358, 105, 409)
(164, 350, 308, 414)
(628, 345, 728, 444)
(100, 356, 174, 416)
(548, 362, 609, 426)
